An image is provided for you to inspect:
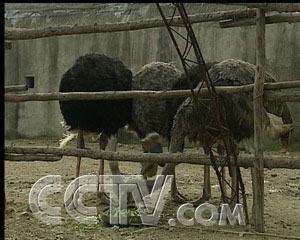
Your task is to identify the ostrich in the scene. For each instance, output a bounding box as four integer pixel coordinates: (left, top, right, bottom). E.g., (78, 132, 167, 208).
(58, 53, 132, 201)
(127, 61, 217, 200)
(159, 59, 294, 204)
(127, 62, 182, 179)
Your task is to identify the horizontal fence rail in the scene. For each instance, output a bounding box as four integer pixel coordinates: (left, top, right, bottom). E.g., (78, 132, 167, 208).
(221, 3, 300, 13)
(5, 6, 300, 41)
(5, 146, 300, 169)
(4, 80, 300, 102)
(264, 91, 300, 102)
(219, 12, 300, 28)
(5, 153, 62, 161)
(5, 85, 28, 93)
(5, 9, 257, 40)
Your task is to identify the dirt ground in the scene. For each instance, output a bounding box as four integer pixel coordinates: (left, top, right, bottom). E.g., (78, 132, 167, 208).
(5, 139, 300, 240)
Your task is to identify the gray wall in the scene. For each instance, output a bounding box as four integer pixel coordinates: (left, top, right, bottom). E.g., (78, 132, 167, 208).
(4, 3, 300, 141)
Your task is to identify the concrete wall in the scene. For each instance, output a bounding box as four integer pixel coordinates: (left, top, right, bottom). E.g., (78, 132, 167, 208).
(4, 3, 300, 141)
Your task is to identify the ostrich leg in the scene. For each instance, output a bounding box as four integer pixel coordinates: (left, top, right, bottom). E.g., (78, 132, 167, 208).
(75, 129, 85, 178)
(155, 163, 186, 203)
(98, 134, 122, 204)
(107, 134, 121, 175)
(202, 165, 211, 200)
(230, 166, 238, 207)
(228, 141, 239, 207)
(97, 133, 110, 204)
(191, 146, 212, 206)
(217, 144, 228, 203)
(214, 143, 239, 205)
(167, 132, 188, 203)
(221, 167, 227, 200)
(65, 129, 84, 207)
(218, 142, 238, 207)
(170, 169, 187, 203)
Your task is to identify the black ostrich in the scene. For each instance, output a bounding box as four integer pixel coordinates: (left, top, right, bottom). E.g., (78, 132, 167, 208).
(58, 53, 132, 199)
(160, 59, 294, 204)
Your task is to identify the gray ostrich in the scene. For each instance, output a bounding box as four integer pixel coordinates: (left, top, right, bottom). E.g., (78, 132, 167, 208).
(127, 62, 182, 178)
(127, 61, 217, 201)
(160, 59, 294, 204)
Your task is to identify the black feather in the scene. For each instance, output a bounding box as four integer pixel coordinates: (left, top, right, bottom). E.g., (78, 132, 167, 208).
(59, 53, 132, 136)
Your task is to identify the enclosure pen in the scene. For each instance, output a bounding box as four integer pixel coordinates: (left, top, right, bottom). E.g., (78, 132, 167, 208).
(4, 2, 300, 235)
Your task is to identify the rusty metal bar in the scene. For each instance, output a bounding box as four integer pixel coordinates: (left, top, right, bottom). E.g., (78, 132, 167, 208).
(156, 3, 249, 222)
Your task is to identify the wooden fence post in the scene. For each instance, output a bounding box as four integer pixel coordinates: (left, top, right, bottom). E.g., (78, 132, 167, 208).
(252, 8, 266, 233)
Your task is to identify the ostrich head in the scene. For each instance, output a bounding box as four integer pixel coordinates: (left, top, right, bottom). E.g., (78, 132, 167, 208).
(141, 132, 162, 144)
(140, 132, 163, 179)
(265, 113, 294, 140)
